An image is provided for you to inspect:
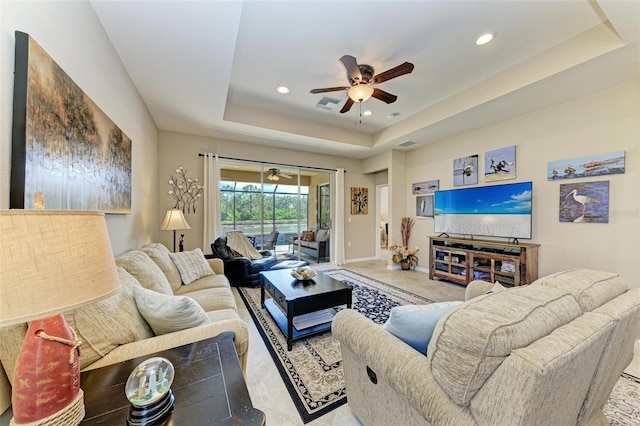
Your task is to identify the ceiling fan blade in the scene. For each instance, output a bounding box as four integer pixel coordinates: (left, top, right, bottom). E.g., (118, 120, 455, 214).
(310, 87, 349, 94)
(340, 97, 355, 113)
(372, 88, 398, 104)
(279, 173, 292, 179)
(340, 55, 362, 82)
(372, 62, 414, 84)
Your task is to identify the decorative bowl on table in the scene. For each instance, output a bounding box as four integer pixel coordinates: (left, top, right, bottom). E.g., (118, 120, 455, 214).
(291, 267, 316, 281)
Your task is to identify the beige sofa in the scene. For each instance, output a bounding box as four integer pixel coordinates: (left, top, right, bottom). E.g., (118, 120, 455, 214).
(333, 269, 640, 425)
(0, 243, 248, 415)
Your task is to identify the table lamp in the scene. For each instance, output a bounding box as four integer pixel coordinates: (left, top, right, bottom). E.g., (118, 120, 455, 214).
(160, 208, 191, 252)
(0, 210, 120, 425)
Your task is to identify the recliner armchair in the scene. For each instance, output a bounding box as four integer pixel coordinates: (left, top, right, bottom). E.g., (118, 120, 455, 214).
(208, 236, 277, 287)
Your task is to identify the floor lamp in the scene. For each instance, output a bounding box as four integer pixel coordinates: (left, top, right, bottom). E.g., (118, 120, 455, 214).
(0, 210, 121, 425)
(160, 208, 191, 252)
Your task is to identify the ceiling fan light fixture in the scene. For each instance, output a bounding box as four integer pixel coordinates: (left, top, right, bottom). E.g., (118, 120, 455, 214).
(347, 84, 374, 102)
(267, 174, 279, 182)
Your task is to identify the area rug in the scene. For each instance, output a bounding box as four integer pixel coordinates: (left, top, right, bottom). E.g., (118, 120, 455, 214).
(239, 268, 640, 424)
(605, 372, 640, 425)
(237, 268, 434, 423)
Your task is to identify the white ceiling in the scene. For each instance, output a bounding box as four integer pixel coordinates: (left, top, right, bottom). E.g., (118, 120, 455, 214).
(91, 0, 640, 160)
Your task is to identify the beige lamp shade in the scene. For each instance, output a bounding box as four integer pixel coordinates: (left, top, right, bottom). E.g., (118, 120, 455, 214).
(0, 210, 120, 327)
(160, 208, 191, 231)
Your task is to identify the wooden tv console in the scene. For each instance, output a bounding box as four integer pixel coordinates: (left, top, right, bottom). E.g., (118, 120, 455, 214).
(429, 236, 539, 287)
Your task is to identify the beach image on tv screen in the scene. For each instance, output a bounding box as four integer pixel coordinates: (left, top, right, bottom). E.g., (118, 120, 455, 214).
(434, 182, 532, 239)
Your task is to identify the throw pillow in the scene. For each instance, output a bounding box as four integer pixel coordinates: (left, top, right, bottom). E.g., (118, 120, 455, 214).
(301, 231, 315, 241)
(487, 281, 506, 294)
(315, 229, 329, 241)
(383, 301, 463, 354)
(132, 285, 211, 335)
(169, 248, 214, 285)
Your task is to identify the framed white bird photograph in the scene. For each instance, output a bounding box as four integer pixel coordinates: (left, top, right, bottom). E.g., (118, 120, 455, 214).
(453, 155, 478, 186)
(560, 181, 609, 223)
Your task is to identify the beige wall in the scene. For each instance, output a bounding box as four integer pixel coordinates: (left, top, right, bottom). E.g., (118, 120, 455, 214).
(157, 131, 376, 259)
(0, 0, 159, 255)
(404, 80, 639, 284)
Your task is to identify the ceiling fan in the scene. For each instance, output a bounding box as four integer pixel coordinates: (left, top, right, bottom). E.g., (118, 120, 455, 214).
(310, 55, 414, 113)
(266, 168, 291, 181)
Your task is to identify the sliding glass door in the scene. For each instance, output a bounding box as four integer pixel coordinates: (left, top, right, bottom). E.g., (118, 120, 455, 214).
(218, 161, 330, 262)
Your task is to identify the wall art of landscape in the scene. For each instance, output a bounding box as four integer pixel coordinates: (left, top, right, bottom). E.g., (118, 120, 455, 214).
(13, 33, 131, 213)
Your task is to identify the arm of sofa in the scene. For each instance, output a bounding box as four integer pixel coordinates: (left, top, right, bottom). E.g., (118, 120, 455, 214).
(465, 280, 494, 301)
(207, 257, 225, 275)
(83, 315, 249, 373)
(332, 309, 472, 425)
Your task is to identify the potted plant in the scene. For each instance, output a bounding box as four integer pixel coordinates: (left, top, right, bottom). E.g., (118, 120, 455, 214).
(389, 245, 419, 270)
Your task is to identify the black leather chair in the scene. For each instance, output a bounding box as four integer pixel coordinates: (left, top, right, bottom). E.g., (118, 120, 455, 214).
(208, 236, 277, 287)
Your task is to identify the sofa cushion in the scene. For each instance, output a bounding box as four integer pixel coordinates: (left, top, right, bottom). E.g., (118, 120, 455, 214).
(116, 250, 173, 295)
(169, 248, 214, 285)
(133, 286, 211, 335)
(531, 268, 628, 313)
(177, 287, 238, 311)
(174, 274, 230, 293)
(428, 285, 582, 406)
(141, 243, 182, 292)
(315, 229, 329, 241)
(384, 301, 463, 354)
(0, 267, 154, 381)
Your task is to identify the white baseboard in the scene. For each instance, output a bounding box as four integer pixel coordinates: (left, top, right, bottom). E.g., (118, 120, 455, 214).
(345, 256, 378, 263)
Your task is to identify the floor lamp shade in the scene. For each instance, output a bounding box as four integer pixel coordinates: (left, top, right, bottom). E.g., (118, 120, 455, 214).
(160, 208, 191, 232)
(0, 210, 121, 424)
(160, 209, 191, 252)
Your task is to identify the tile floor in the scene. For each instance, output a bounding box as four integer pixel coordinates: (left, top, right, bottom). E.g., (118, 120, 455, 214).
(234, 259, 640, 426)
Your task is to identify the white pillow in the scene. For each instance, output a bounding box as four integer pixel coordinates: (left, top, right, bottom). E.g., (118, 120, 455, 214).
(383, 301, 463, 354)
(132, 285, 211, 335)
(487, 281, 506, 294)
(169, 248, 214, 285)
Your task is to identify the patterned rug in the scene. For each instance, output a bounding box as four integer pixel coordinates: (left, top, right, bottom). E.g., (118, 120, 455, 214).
(239, 268, 640, 424)
(605, 372, 640, 425)
(237, 268, 434, 423)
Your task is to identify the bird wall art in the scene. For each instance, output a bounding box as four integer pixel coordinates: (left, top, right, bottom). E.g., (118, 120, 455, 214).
(560, 181, 609, 223)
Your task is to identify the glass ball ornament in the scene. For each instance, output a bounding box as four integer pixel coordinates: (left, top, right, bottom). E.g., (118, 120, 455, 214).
(125, 357, 174, 407)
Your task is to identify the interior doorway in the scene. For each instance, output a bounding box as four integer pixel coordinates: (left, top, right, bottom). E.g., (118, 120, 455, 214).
(376, 184, 389, 260)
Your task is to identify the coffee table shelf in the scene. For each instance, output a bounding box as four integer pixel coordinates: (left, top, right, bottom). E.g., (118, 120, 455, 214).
(263, 298, 334, 341)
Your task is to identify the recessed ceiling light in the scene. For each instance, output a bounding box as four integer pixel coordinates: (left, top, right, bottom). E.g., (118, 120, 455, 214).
(362, 110, 372, 116)
(475, 32, 495, 46)
(276, 86, 290, 94)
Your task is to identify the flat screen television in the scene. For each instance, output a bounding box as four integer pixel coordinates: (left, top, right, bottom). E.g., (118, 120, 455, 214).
(434, 181, 532, 239)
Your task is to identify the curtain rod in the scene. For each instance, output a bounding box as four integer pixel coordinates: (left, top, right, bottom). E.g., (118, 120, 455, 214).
(198, 153, 345, 173)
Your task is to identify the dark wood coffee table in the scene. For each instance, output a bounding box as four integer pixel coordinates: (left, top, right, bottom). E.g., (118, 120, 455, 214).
(260, 269, 352, 351)
(80, 331, 265, 425)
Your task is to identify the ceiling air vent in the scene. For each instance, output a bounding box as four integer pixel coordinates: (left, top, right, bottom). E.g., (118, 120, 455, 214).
(316, 97, 341, 111)
(398, 141, 416, 147)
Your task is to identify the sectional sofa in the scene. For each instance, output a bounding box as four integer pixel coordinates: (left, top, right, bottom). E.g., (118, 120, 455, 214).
(334, 269, 640, 425)
(0, 243, 248, 415)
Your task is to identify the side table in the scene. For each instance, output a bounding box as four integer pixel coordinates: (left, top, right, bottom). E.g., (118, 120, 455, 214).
(80, 331, 265, 425)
